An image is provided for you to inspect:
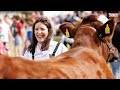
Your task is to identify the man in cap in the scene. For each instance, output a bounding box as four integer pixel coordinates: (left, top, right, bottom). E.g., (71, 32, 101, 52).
(109, 11, 120, 79)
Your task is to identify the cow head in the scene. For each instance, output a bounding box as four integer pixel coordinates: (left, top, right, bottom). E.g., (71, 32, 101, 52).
(59, 22, 76, 38)
(59, 15, 103, 38)
(59, 15, 118, 63)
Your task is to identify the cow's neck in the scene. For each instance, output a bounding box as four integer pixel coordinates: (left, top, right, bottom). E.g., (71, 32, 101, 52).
(73, 26, 109, 62)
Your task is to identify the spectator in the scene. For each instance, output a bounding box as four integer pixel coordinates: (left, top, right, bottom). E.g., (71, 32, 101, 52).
(23, 16, 68, 61)
(23, 18, 33, 55)
(0, 15, 13, 55)
(110, 12, 120, 79)
(11, 15, 23, 56)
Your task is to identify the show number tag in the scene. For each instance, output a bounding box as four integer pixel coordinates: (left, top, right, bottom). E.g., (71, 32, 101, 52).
(65, 28, 70, 38)
(105, 24, 110, 34)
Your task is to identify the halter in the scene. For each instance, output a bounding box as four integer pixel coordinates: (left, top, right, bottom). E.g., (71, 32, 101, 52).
(86, 26, 115, 62)
(86, 25, 116, 62)
(77, 25, 116, 62)
(98, 34, 116, 62)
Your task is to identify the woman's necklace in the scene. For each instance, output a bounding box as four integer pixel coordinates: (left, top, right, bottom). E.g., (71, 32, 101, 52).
(38, 43, 43, 54)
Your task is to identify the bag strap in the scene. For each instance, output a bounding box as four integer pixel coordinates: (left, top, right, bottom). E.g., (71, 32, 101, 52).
(52, 42, 60, 56)
(32, 54, 34, 60)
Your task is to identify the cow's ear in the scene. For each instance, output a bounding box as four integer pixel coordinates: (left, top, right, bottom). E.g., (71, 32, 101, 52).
(59, 22, 76, 38)
(97, 19, 115, 37)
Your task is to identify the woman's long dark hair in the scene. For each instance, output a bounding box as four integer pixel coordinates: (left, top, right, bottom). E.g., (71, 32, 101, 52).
(27, 16, 53, 59)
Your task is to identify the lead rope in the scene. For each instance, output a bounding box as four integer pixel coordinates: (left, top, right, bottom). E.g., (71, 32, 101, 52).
(99, 34, 115, 62)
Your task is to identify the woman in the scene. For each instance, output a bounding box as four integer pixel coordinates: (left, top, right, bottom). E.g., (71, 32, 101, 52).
(23, 16, 68, 61)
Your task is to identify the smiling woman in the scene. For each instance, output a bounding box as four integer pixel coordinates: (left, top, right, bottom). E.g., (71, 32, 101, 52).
(23, 16, 68, 60)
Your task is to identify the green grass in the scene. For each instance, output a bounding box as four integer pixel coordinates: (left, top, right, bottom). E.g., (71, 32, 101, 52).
(53, 35, 62, 42)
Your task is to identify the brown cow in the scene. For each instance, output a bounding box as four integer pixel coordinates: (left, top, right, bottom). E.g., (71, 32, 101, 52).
(0, 15, 118, 79)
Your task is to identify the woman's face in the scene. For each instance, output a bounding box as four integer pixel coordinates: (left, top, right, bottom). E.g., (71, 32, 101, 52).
(34, 22, 48, 44)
